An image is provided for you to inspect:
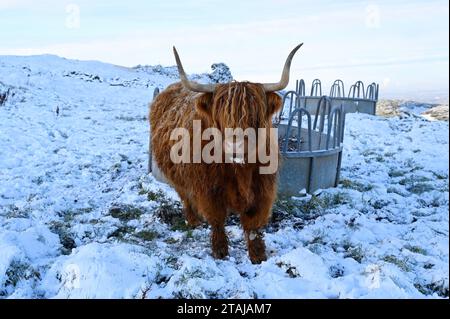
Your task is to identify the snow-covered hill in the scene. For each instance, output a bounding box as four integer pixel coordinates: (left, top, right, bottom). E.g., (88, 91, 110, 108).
(377, 99, 449, 121)
(0, 55, 448, 298)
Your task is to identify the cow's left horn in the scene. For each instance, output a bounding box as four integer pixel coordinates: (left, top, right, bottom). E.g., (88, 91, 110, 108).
(262, 43, 303, 92)
(173, 46, 216, 93)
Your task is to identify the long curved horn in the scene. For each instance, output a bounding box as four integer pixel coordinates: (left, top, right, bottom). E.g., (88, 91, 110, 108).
(262, 43, 303, 92)
(173, 46, 216, 93)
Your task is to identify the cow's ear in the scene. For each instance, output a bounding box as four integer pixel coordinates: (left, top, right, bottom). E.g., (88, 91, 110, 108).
(195, 93, 213, 119)
(266, 92, 283, 116)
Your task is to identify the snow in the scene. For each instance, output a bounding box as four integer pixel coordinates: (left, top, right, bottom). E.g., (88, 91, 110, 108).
(0, 54, 448, 299)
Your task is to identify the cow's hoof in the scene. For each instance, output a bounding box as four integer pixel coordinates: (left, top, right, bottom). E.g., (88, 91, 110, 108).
(249, 251, 267, 264)
(183, 209, 203, 228)
(246, 231, 267, 264)
(211, 230, 229, 259)
(212, 246, 229, 259)
(186, 217, 202, 228)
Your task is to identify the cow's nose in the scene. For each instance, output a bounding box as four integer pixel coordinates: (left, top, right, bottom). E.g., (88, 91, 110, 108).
(224, 140, 244, 154)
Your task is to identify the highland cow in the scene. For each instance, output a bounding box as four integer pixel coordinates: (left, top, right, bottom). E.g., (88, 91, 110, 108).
(150, 44, 302, 263)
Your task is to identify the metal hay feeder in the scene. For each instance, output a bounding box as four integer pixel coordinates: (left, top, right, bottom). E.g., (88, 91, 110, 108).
(275, 94, 345, 197)
(284, 79, 379, 116)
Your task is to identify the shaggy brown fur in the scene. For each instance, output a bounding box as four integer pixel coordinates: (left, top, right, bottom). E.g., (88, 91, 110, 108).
(150, 82, 282, 263)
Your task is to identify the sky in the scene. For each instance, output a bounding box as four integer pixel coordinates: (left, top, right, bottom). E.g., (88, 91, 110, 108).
(0, 0, 448, 102)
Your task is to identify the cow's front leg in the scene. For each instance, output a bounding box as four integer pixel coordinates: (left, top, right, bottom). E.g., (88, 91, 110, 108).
(240, 203, 272, 264)
(197, 196, 229, 259)
(211, 224, 228, 259)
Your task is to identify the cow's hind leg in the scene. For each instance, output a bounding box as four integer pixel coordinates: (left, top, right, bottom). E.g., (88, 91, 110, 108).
(197, 195, 229, 259)
(177, 190, 202, 227)
(183, 202, 202, 227)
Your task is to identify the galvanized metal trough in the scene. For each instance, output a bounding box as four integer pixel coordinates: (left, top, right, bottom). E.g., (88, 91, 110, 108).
(284, 79, 379, 116)
(275, 94, 345, 197)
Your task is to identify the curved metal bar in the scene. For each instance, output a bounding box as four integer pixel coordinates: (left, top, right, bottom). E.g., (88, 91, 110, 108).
(348, 80, 366, 99)
(301, 108, 312, 152)
(282, 146, 344, 158)
(296, 79, 306, 96)
(279, 90, 299, 122)
(330, 79, 345, 98)
(339, 104, 345, 143)
(326, 106, 343, 150)
(332, 112, 341, 148)
(282, 107, 301, 153)
(310, 79, 322, 96)
(365, 82, 379, 101)
(281, 107, 312, 153)
(313, 96, 332, 132)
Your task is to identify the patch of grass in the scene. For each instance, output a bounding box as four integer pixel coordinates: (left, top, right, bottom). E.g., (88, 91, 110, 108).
(109, 205, 144, 222)
(175, 269, 208, 288)
(345, 216, 360, 229)
(343, 244, 364, 263)
(115, 115, 147, 121)
(134, 230, 159, 241)
(152, 195, 189, 232)
(297, 195, 323, 213)
(322, 192, 351, 207)
(270, 192, 351, 231)
(164, 238, 179, 244)
(5, 260, 40, 288)
(296, 192, 351, 214)
(164, 256, 178, 268)
(428, 196, 443, 208)
(310, 235, 325, 245)
(398, 175, 434, 194)
(383, 255, 411, 272)
(407, 183, 434, 195)
(273, 197, 298, 213)
(432, 172, 448, 180)
(388, 168, 406, 178)
(404, 158, 424, 171)
(369, 199, 390, 210)
(5, 205, 30, 219)
(387, 186, 408, 197)
(57, 208, 93, 223)
(185, 229, 194, 239)
(375, 155, 385, 162)
(404, 245, 427, 255)
(414, 282, 449, 298)
(107, 226, 136, 240)
(137, 182, 167, 201)
(170, 216, 190, 232)
(137, 182, 147, 195)
(48, 221, 76, 255)
(329, 265, 345, 278)
(361, 149, 377, 157)
(339, 179, 374, 192)
(147, 190, 166, 202)
(32, 176, 44, 185)
(272, 197, 301, 220)
(399, 175, 432, 185)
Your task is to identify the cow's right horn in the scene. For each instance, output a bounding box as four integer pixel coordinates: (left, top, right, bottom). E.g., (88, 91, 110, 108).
(262, 43, 303, 92)
(173, 46, 216, 93)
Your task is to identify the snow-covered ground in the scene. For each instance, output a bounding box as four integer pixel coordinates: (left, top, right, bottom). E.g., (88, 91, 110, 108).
(0, 55, 448, 299)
